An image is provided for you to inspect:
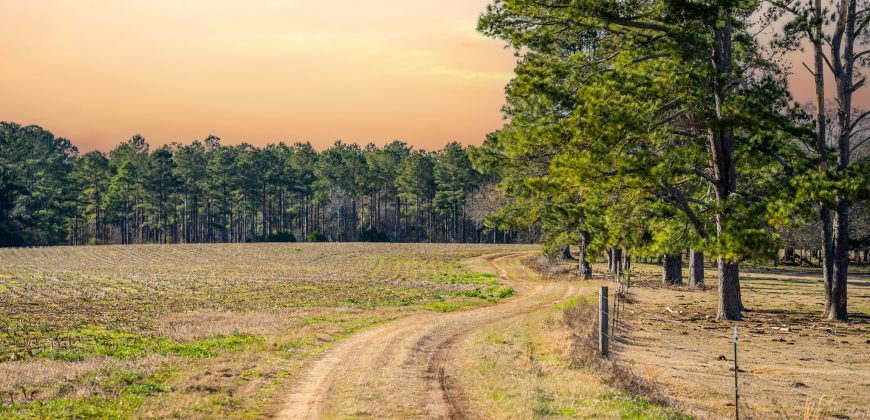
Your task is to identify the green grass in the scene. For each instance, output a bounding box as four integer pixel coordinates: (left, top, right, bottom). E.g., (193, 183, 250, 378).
(32, 327, 263, 362)
(0, 368, 172, 419)
(439, 272, 501, 285)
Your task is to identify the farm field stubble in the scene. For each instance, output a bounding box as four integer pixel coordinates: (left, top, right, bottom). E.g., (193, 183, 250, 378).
(0, 242, 534, 418)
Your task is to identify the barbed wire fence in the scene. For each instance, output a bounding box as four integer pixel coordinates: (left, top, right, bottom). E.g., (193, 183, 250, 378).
(589, 267, 855, 420)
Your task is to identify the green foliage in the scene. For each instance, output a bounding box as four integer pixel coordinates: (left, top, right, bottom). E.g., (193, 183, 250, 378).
(259, 232, 297, 243)
(307, 231, 328, 242)
(0, 123, 77, 246)
(434, 142, 479, 214)
(0, 124, 510, 247)
(476, 0, 809, 264)
(357, 228, 390, 242)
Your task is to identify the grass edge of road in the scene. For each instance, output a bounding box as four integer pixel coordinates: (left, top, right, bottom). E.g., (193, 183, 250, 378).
(454, 272, 690, 419)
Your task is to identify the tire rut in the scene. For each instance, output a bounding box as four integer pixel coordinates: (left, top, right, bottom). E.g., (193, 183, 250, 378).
(275, 253, 579, 419)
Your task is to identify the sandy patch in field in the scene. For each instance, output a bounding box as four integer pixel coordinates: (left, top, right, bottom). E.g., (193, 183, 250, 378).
(156, 309, 322, 339)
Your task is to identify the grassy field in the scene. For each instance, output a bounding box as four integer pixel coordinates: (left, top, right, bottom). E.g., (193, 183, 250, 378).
(0, 243, 532, 418)
(2, 244, 866, 418)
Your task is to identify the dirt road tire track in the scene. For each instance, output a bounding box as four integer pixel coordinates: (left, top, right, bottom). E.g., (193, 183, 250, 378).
(276, 253, 578, 419)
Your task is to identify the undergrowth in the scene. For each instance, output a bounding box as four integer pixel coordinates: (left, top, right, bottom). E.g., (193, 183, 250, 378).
(563, 299, 681, 411)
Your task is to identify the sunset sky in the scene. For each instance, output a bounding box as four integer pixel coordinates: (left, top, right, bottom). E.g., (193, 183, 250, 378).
(0, 1, 866, 152)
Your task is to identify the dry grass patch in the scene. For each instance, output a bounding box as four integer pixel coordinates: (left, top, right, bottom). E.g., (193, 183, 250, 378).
(603, 261, 870, 419)
(453, 281, 685, 419)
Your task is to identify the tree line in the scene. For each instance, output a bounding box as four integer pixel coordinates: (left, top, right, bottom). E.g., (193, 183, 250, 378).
(0, 123, 525, 248)
(3, 0, 870, 325)
(475, 0, 870, 321)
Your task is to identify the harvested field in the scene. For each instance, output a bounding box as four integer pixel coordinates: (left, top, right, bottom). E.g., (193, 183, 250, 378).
(0, 243, 532, 418)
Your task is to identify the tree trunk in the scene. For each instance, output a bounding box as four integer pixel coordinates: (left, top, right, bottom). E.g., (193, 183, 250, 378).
(612, 247, 623, 276)
(605, 247, 612, 272)
(353, 197, 358, 241)
(578, 231, 592, 277)
(821, 208, 835, 316)
(561, 245, 573, 261)
(717, 258, 741, 320)
(824, 0, 858, 321)
(710, 20, 742, 320)
(662, 254, 683, 286)
(809, 0, 836, 319)
(830, 203, 849, 320)
(395, 196, 401, 242)
(622, 248, 630, 273)
(689, 250, 704, 287)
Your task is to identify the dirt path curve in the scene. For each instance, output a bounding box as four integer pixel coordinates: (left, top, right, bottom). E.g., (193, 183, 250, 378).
(276, 253, 578, 419)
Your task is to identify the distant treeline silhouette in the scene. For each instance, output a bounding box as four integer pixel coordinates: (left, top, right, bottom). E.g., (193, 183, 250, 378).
(0, 122, 526, 247)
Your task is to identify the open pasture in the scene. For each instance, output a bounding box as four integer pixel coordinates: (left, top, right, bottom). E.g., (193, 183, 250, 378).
(611, 262, 870, 418)
(0, 243, 531, 418)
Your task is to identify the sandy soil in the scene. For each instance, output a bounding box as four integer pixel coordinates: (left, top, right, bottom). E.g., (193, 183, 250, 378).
(612, 262, 870, 419)
(273, 253, 580, 419)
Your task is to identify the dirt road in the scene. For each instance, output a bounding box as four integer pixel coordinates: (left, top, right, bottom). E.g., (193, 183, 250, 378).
(275, 253, 579, 419)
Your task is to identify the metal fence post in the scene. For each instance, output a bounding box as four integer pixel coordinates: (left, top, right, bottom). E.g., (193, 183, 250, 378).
(600, 286, 609, 356)
(733, 325, 739, 419)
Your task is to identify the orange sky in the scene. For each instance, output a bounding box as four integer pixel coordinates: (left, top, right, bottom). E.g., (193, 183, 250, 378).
(1, 2, 865, 152)
(0, 0, 517, 151)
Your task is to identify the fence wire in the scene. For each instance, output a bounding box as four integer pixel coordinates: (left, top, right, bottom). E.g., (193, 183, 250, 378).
(590, 275, 853, 419)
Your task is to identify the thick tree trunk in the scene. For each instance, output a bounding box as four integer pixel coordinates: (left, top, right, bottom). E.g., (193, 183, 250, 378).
(826, 0, 857, 321)
(810, 0, 836, 319)
(662, 254, 683, 285)
(689, 250, 704, 287)
(709, 21, 742, 320)
(830, 203, 849, 320)
(717, 258, 741, 320)
(578, 231, 592, 277)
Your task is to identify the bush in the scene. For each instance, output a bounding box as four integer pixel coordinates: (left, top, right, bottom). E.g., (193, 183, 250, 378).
(258, 232, 296, 243)
(306, 231, 327, 242)
(0, 224, 23, 247)
(563, 299, 669, 406)
(357, 229, 390, 242)
(86, 238, 107, 246)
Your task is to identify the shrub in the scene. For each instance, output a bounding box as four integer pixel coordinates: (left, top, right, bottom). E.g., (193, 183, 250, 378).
(357, 229, 390, 242)
(86, 238, 107, 246)
(306, 231, 327, 242)
(563, 299, 669, 406)
(258, 232, 296, 243)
